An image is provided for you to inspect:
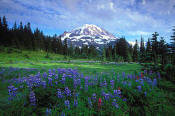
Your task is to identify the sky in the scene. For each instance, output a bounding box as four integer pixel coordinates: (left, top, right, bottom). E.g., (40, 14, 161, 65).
(0, 0, 175, 43)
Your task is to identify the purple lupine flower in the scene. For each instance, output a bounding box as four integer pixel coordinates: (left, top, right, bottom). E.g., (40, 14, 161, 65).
(73, 79, 78, 88)
(114, 90, 118, 97)
(85, 84, 88, 91)
(139, 78, 144, 85)
(123, 98, 127, 102)
(8, 85, 18, 100)
(61, 112, 65, 116)
(55, 74, 58, 80)
(57, 89, 63, 98)
(42, 81, 47, 88)
(48, 77, 53, 86)
(29, 91, 36, 106)
(92, 93, 96, 102)
(64, 100, 70, 109)
(101, 90, 105, 97)
(46, 108, 51, 116)
(61, 75, 66, 84)
(88, 97, 92, 108)
(103, 79, 107, 87)
(117, 90, 121, 95)
(77, 79, 81, 85)
(110, 80, 114, 88)
(64, 87, 71, 97)
(137, 85, 142, 92)
(123, 81, 127, 86)
(52, 69, 56, 75)
(104, 93, 110, 101)
(144, 92, 147, 96)
(74, 99, 78, 107)
(74, 92, 79, 99)
(35, 78, 41, 87)
(122, 72, 125, 78)
(114, 89, 121, 97)
(144, 70, 147, 75)
(43, 72, 47, 78)
(112, 99, 119, 108)
(147, 78, 152, 86)
(152, 78, 157, 87)
(127, 74, 130, 79)
(48, 69, 53, 77)
(55, 81, 58, 85)
(109, 93, 114, 99)
(128, 82, 131, 87)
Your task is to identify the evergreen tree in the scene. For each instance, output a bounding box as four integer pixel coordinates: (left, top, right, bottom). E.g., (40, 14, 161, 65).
(115, 37, 129, 61)
(63, 38, 68, 56)
(151, 32, 159, 64)
(158, 37, 168, 65)
(170, 26, 175, 65)
(103, 46, 106, 61)
(145, 38, 152, 62)
(133, 40, 138, 62)
(2, 16, 8, 31)
(139, 36, 145, 63)
(0, 17, 2, 45)
(1, 16, 8, 46)
(57, 36, 63, 54)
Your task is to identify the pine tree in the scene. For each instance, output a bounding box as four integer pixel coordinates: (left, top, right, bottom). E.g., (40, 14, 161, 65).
(133, 40, 138, 62)
(146, 38, 152, 62)
(2, 16, 8, 31)
(139, 36, 145, 63)
(63, 38, 68, 56)
(115, 37, 129, 61)
(103, 46, 106, 62)
(158, 37, 168, 65)
(0, 17, 2, 45)
(2, 16, 9, 46)
(151, 32, 159, 64)
(170, 26, 175, 65)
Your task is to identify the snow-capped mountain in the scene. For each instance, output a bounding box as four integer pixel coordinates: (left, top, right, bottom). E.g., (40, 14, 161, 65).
(60, 24, 118, 47)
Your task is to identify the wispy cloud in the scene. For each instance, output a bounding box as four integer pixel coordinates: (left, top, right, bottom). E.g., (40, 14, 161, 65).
(0, 0, 174, 42)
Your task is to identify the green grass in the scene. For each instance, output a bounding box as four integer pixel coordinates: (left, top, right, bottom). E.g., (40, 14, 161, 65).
(0, 47, 175, 115)
(0, 47, 141, 75)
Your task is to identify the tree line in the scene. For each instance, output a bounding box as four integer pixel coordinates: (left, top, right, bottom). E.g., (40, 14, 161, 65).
(0, 16, 98, 59)
(0, 16, 175, 65)
(104, 31, 175, 66)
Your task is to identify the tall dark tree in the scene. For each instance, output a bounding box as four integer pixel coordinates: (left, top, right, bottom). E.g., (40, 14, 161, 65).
(2, 16, 8, 31)
(158, 37, 168, 65)
(115, 37, 129, 61)
(170, 26, 175, 65)
(151, 32, 159, 64)
(63, 38, 68, 56)
(145, 38, 152, 62)
(1, 16, 9, 46)
(139, 36, 145, 62)
(0, 17, 2, 45)
(133, 40, 138, 62)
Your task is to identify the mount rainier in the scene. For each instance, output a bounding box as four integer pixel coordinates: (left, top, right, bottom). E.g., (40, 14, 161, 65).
(60, 24, 118, 47)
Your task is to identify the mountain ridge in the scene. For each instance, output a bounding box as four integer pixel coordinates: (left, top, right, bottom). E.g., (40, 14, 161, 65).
(60, 24, 118, 47)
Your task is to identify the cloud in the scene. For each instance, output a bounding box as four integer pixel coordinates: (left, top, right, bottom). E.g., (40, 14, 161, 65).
(128, 31, 151, 36)
(0, 0, 174, 42)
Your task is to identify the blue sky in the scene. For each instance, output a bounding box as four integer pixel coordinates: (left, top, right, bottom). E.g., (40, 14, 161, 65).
(0, 0, 175, 43)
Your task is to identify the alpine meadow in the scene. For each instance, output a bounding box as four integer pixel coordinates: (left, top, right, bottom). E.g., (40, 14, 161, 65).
(0, 0, 175, 116)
